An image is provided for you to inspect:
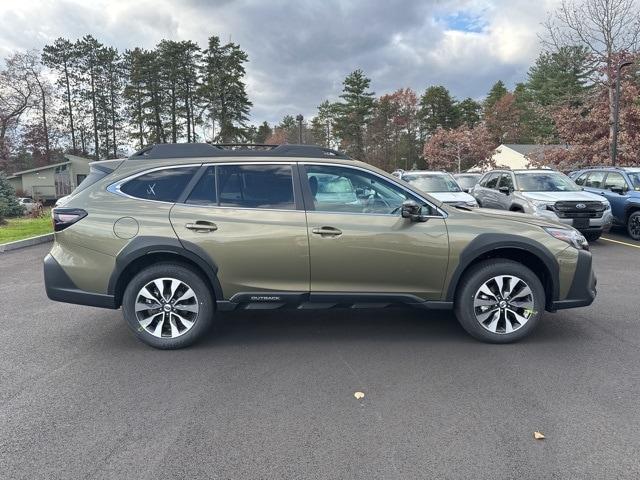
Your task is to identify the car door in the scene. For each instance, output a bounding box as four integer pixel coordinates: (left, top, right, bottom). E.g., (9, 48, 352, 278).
(170, 163, 310, 299)
(479, 173, 501, 209)
(495, 173, 514, 210)
(300, 163, 449, 301)
(602, 171, 630, 222)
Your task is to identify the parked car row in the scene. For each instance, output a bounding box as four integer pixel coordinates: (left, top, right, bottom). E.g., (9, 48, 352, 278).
(395, 166, 640, 242)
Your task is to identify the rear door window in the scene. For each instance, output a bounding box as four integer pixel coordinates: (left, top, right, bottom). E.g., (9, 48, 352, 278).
(603, 172, 627, 191)
(217, 164, 295, 210)
(120, 167, 198, 202)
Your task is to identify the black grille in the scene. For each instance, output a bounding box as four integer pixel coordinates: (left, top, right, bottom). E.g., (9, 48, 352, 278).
(549, 201, 605, 218)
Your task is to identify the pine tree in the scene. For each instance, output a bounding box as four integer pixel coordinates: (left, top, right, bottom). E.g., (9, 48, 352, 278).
(199, 36, 252, 143)
(484, 80, 508, 111)
(254, 121, 272, 144)
(0, 172, 23, 222)
(418, 86, 459, 137)
(42, 38, 81, 153)
(456, 98, 482, 127)
(334, 69, 375, 158)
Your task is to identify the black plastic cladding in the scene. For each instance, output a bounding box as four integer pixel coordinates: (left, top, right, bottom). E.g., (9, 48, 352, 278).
(129, 143, 351, 160)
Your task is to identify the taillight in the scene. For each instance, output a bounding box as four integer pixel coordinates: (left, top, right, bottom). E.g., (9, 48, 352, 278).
(52, 208, 87, 231)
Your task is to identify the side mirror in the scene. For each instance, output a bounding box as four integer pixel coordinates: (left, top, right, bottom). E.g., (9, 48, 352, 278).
(462, 188, 471, 193)
(401, 200, 428, 222)
(498, 186, 511, 195)
(610, 186, 626, 195)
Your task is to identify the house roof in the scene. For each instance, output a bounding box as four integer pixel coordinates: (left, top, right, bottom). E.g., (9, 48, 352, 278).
(7, 160, 71, 179)
(7, 153, 92, 179)
(500, 144, 565, 156)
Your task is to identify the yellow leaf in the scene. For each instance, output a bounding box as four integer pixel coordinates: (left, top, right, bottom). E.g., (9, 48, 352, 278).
(533, 431, 545, 440)
(354, 391, 365, 400)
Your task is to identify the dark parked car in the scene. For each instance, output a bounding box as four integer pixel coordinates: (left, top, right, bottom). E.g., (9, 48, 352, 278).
(570, 167, 640, 240)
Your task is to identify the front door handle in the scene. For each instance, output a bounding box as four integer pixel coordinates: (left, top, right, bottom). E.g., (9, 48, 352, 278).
(312, 226, 342, 237)
(185, 221, 218, 232)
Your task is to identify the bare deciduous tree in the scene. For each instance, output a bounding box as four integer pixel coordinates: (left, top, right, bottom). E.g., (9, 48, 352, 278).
(543, 0, 640, 161)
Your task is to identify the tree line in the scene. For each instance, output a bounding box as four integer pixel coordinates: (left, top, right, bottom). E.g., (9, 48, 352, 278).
(0, 0, 639, 175)
(0, 35, 253, 172)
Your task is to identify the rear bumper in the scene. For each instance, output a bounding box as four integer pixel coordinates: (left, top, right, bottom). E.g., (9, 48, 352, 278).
(550, 249, 597, 310)
(44, 253, 117, 309)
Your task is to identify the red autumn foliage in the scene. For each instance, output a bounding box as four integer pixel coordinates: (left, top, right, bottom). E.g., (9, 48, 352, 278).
(423, 124, 497, 173)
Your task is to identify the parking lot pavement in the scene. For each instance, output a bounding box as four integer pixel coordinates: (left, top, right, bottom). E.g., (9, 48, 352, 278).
(602, 226, 640, 249)
(1, 241, 639, 480)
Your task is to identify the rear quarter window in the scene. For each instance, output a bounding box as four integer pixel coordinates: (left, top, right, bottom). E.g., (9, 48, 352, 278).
(120, 167, 198, 202)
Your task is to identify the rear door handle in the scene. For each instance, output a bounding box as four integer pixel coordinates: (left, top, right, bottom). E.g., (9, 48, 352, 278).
(185, 221, 218, 232)
(312, 226, 342, 237)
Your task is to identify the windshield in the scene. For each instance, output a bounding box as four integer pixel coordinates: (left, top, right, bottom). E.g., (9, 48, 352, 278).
(628, 172, 640, 190)
(403, 173, 461, 192)
(454, 175, 480, 190)
(515, 172, 581, 192)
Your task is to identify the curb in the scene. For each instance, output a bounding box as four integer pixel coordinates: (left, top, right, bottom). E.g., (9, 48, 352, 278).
(0, 233, 54, 253)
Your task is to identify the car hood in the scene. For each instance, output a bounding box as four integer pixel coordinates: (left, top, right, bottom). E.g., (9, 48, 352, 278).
(520, 191, 606, 203)
(429, 191, 476, 203)
(468, 207, 564, 229)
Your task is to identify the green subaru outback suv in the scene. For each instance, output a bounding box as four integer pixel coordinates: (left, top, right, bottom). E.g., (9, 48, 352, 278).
(44, 144, 596, 349)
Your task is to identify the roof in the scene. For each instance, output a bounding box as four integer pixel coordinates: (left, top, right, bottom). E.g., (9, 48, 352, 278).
(7, 160, 71, 178)
(130, 143, 351, 160)
(500, 144, 566, 156)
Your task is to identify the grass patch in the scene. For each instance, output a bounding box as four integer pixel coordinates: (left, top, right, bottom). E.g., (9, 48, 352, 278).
(0, 210, 53, 244)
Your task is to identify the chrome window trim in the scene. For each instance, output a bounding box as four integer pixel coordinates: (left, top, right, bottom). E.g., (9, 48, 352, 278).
(107, 162, 299, 209)
(301, 161, 447, 218)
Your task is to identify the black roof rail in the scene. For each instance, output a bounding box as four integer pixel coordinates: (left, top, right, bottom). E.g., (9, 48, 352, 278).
(129, 143, 351, 160)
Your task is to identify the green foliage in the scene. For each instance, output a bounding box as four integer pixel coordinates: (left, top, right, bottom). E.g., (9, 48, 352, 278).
(334, 70, 375, 158)
(419, 85, 459, 136)
(527, 46, 592, 107)
(199, 36, 252, 143)
(457, 98, 482, 127)
(0, 172, 23, 220)
(484, 80, 508, 111)
(254, 121, 273, 144)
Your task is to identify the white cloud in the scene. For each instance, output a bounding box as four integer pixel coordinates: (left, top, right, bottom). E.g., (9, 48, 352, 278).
(0, 0, 561, 124)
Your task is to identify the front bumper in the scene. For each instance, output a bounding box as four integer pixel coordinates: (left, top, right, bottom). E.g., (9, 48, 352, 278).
(538, 210, 613, 233)
(44, 253, 117, 309)
(550, 249, 597, 310)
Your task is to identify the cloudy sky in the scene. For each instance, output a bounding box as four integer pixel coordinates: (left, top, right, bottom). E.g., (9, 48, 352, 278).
(0, 0, 560, 124)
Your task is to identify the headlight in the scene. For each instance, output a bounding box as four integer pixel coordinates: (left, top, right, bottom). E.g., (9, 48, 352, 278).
(531, 200, 555, 213)
(602, 201, 611, 210)
(466, 200, 478, 207)
(544, 227, 589, 250)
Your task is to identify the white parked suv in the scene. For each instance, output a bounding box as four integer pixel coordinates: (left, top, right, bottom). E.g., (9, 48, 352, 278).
(400, 171, 478, 207)
(471, 169, 613, 241)
(17, 197, 39, 215)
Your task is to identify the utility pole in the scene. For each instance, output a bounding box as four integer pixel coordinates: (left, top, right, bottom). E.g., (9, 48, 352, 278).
(296, 114, 304, 144)
(612, 60, 633, 166)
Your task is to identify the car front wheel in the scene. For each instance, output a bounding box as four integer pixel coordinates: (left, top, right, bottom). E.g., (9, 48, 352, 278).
(122, 263, 214, 349)
(454, 259, 545, 343)
(628, 211, 640, 240)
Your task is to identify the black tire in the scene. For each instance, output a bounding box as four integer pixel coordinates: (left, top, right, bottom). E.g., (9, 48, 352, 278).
(627, 211, 640, 241)
(454, 259, 545, 343)
(122, 263, 214, 349)
(584, 231, 601, 242)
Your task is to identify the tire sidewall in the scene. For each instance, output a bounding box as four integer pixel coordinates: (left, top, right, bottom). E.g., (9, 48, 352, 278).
(122, 263, 214, 349)
(455, 260, 545, 343)
(628, 212, 640, 240)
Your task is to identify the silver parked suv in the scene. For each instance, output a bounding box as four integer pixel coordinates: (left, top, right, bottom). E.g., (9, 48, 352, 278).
(471, 169, 613, 241)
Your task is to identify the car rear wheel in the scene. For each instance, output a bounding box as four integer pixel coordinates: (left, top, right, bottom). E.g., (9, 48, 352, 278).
(122, 263, 214, 349)
(628, 211, 640, 240)
(454, 259, 545, 343)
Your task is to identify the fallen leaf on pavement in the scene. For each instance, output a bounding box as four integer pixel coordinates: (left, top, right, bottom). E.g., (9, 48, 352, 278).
(354, 391, 365, 400)
(533, 431, 545, 440)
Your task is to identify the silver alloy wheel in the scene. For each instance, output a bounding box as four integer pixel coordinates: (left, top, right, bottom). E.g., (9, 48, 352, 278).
(135, 277, 199, 338)
(473, 275, 534, 335)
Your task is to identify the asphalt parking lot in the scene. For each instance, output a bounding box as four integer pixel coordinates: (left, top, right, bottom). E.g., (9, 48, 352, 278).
(1, 234, 639, 480)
